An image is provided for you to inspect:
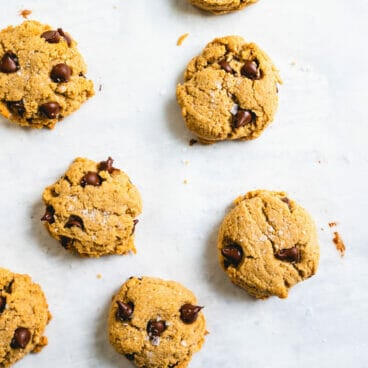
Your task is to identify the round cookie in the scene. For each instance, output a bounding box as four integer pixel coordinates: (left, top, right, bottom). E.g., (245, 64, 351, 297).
(0, 267, 51, 367)
(108, 277, 206, 368)
(176, 36, 281, 144)
(190, 0, 258, 14)
(0, 20, 94, 129)
(218, 190, 320, 299)
(41, 157, 142, 257)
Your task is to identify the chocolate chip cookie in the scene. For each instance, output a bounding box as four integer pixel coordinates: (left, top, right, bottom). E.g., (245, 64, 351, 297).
(218, 190, 320, 299)
(176, 36, 281, 143)
(0, 268, 51, 367)
(41, 157, 142, 257)
(190, 0, 258, 14)
(0, 20, 94, 129)
(108, 277, 206, 368)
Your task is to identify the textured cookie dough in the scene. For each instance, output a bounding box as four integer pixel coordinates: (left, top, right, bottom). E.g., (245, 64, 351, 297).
(0, 268, 51, 367)
(190, 0, 257, 14)
(41, 157, 142, 257)
(176, 36, 281, 144)
(218, 190, 320, 299)
(0, 20, 94, 129)
(108, 277, 206, 368)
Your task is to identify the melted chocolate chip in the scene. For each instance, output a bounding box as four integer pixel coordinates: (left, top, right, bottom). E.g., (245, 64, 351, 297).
(41, 205, 55, 224)
(51, 63, 72, 83)
(6, 100, 25, 117)
(39, 102, 61, 119)
(281, 197, 292, 210)
(0, 296, 6, 313)
(10, 328, 31, 349)
(189, 139, 198, 146)
(219, 60, 234, 74)
(275, 246, 300, 263)
(116, 301, 134, 321)
(221, 243, 243, 267)
(131, 219, 139, 235)
(147, 320, 166, 337)
(232, 109, 254, 129)
(80, 171, 102, 187)
(180, 304, 203, 324)
(98, 157, 117, 174)
(60, 236, 72, 249)
(125, 354, 135, 361)
(0, 52, 20, 73)
(57, 28, 72, 47)
(64, 215, 84, 230)
(241, 60, 261, 80)
(41, 30, 61, 43)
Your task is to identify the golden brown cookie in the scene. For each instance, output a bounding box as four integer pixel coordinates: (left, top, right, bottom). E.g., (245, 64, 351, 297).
(41, 157, 142, 257)
(190, 0, 258, 14)
(218, 190, 320, 299)
(0, 20, 94, 129)
(176, 36, 281, 143)
(108, 277, 206, 368)
(0, 268, 51, 367)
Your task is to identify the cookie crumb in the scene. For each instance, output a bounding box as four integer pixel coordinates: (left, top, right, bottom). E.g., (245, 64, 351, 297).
(289, 59, 297, 66)
(177, 33, 189, 46)
(328, 222, 337, 228)
(332, 232, 345, 257)
(183, 179, 188, 184)
(19, 9, 32, 19)
(189, 139, 198, 146)
(97, 273, 102, 279)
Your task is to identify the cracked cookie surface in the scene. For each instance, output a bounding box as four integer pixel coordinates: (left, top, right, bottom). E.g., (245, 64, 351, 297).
(41, 157, 142, 257)
(108, 277, 206, 368)
(0, 268, 51, 367)
(0, 20, 94, 129)
(176, 36, 281, 143)
(190, 0, 258, 14)
(218, 190, 320, 299)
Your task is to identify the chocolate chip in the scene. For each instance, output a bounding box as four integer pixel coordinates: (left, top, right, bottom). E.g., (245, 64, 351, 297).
(51, 63, 72, 83)
(116, 301, 134, 321)
(189, 139, 198, 146)
(180, 304, 203, 324)
(57, 28, 72, 47)
(98, 157, 117, 174)
(125, 354, 135, 361)
(0, 296, 6, 313)
(41, 30, 61, 43)
(219, 60, 234, 74)
(5, 280, 14, 293)
(281, 197, 292, 210)
(275, 246, 300, 263)
(41, 205, 55, 224)
(131, 219, 139, 235)
(232, 109, 254, 129)
(64, 215, 84, 230)
(0, 52, 20, 73)
(241, 60, 261, 80)
(7, 100, 25, 117)
(10, 327, 31, 349)
(39, 102, 61, 119)
(60, 236, 72, 249)
(221, 243, 243, 267)
(80, 171, 102, 187)
(147, 320, 166, 337)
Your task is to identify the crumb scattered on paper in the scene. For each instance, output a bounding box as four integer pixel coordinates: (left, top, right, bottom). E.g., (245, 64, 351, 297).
(332, 232, 345, 257)
(289, 59, 297, 66)
(183, 179, 188, 184)
(19, 9, 32, 19)
(97, 273, 102, 279)
(328, 222, 337, 228)
(182, 160, 189, 165)
(189, 139, 198, 146)
(177, 33, 189, 46)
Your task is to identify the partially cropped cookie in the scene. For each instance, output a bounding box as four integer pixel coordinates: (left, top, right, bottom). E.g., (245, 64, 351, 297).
(41, 157, 142, 257)
(0, 20, 94, 129)
(218, 190, 320, 299)
(0, 268, 51, 367)
(190, 0, 257, 14)
(108, 277, 206, 368)
(176, 36, 281, 143)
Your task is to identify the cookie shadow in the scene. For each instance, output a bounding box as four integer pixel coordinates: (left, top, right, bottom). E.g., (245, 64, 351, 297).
(94, 291, 133, 368)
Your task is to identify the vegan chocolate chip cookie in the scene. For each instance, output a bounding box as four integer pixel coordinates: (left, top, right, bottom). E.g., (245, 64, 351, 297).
(0, 20, 94, 129)
(176, 36, 281, 143)
(41, 157, 142, 257)
(0, 267, 51, 367)
(190, 0, 258, 14)
(108, 277, 206, 368)
(218, 190, 320, 299)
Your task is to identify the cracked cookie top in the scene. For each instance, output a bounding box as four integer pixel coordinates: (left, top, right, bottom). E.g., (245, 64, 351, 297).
(41, 157, 142, 257)
(108, 277, 206, 368)
(217, 190, 320, 299)
(0, 268, 51, 368)
(0, 20, 94, 129)
(176, 36, 281, 143)
(189, 0, 258, 14)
